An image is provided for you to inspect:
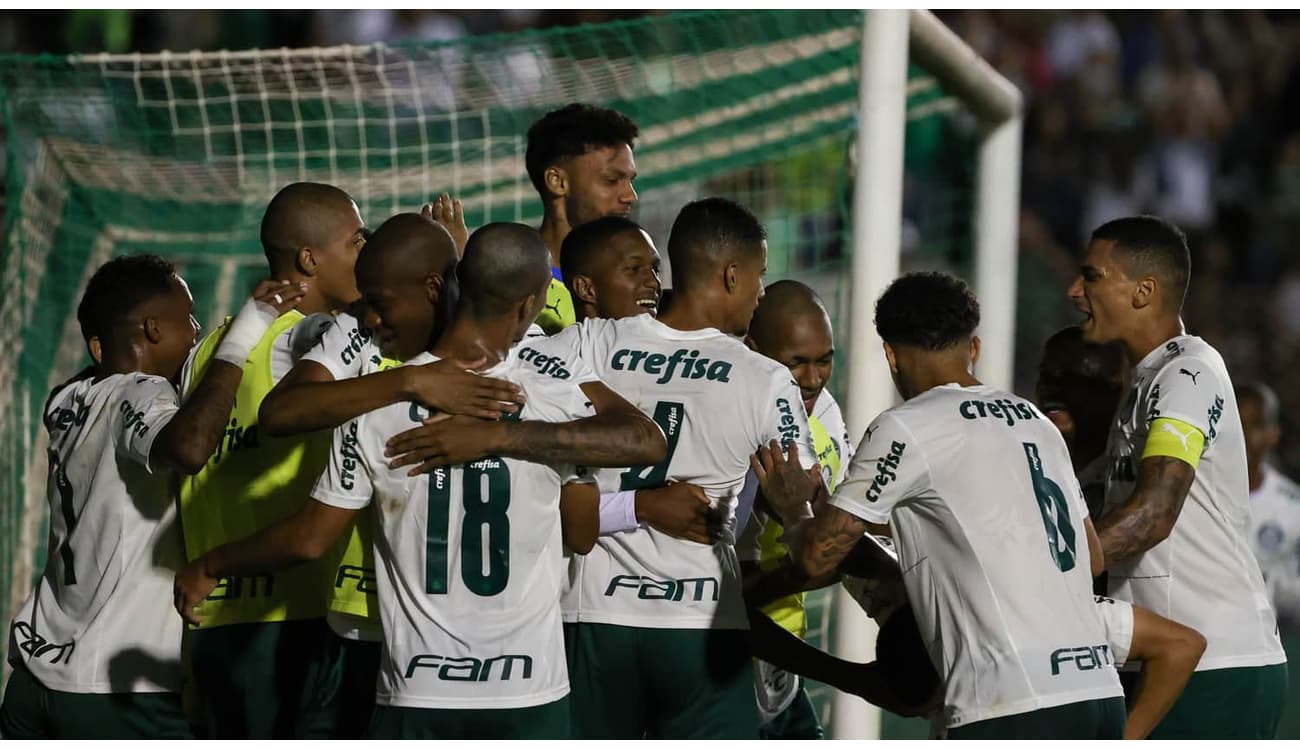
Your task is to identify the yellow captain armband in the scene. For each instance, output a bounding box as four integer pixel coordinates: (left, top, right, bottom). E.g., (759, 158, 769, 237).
(1142, 417, 1206, 469)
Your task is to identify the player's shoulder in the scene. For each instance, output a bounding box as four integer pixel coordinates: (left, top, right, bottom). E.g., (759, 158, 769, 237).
(494, 355, 590, 423)
(1150, 335, 1229, 383)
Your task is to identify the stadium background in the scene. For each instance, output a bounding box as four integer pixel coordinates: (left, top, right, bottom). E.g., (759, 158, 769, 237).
(0, 9, 1297, 739)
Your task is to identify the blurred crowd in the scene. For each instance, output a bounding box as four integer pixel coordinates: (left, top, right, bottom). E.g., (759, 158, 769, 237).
(2, 9, 1297, 474)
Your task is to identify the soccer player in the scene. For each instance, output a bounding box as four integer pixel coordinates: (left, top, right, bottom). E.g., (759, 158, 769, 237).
(741, 279, 850, 740)
(177, 182, 375, 739)
(525, 103, 639, 334)
(174, 223, 656, 739)
(0, 255, 303, 739)
(553, 197, 818, 740)
(234, 205, 518, 740)
(1069, 215, 1287, 738)
(754, 271, 1126, 739)
(1238, 381, 1300, 739)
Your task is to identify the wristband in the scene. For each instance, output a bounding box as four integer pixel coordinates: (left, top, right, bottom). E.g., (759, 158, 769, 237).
(599, 490, 639, 534)
(214, 296, 279, 366)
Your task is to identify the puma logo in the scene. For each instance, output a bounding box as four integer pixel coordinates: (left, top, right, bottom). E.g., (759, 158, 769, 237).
(1178, 368, 1200, 384)
(864, 424, 881, 443)
(1160, 422, 1196, 452)
(544, 300, 563, 317)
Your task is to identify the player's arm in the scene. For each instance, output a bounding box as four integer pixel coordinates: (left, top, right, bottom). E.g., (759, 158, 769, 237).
(745, 608, 931, 718)
(1119, 603, 1207, 739)
(174, 499, 358, 625)
(384, 379, 666, 472)
(595, 483, 715, 545)
(153, 281, 305, 474)
(749, 413, 924, 607)
(560, 481, 600, 554)
(1086, 516, 1104, 577)
(1096, 424, 1199, 565)
(260, 357, 524, 437)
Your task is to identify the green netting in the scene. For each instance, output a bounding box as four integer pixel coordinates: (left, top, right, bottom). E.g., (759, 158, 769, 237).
(0, 10, 975, 735)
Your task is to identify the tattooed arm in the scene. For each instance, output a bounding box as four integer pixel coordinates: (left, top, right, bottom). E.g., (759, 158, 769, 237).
(384, 380, 666, 473)
(1096, 456, 1196, 566)
(746, 504, 869, 608)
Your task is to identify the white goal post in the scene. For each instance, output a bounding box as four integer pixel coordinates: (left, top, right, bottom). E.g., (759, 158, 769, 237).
(834, 9, 1023, 739)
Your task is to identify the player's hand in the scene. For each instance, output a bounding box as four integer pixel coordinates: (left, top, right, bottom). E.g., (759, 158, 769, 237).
(422, 193, 468, 257)
(750, 440, 821, 525)
(634, 483, 718, 545)
(385, 413, 504, 474)
(250, 279, 309, 315)
(404, 357, 524, 419)
(173, 558, 219, 626)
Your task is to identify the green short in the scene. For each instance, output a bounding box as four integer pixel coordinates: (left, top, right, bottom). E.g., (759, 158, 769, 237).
(0, 661, 192, 739)
(368, 696, 570, 739)
(1129, 663, 1289, 739)
(188, 617, 332, 739)
(759, 679, 824, 740)
(564, 622, 758, 739)
(947, 696, 1126, 740)
(299, 630, 381, 739)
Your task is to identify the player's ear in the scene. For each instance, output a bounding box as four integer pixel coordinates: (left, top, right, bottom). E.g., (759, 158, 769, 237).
(724, 262, 739, 293)
(424, 272, 445, 305)
(544, 165, 569, 200)
(296, 245, 318, 277)
(570, 274, 598, 307)
(516, 293, 537, 330)
(1132, 276, 1156, 310)
(883, 340, 898, 374)
(969, 335, 981, 368)
(143, 316, 164, 345)
(87, 337, 104, 364)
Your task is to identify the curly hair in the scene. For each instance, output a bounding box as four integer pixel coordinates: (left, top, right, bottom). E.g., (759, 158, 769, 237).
(874, 271, 980, 350)
(525, 103, 639, 197)
(76, 254, 177, 342)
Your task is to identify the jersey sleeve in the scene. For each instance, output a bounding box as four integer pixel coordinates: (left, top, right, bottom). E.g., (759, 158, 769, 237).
(312, 416, 374, 510)
(1093, 595, 1135, 665)
(828, 412, 929, 525)
(1146, 356, 1226, 447)
(114, 375, 181, 473)
(758, 371, 818, 471)
(300, 312, 371, 381)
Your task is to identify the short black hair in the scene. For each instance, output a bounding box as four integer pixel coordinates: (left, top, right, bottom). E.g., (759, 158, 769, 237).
(458, 223, 552, 317)
(1235, 381, 1280, 427)
(560, 215, 647, 283)
(77, 254, 177, 342)
(1090, 215, 1190, 311)
(667, 197, 766, 292)
(525, 103, 639, 197)
(875, 271, 980, 350)
(260, 182, 357, 274)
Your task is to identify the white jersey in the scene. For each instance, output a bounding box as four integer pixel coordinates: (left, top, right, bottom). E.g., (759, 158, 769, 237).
(1249, 464, 1300, 629)
(830, 384, 1122, 729)
(301, 309, 385, 380)
(312, 351, 593, 710)
(509, 322, 599, 385)
(559, 314, 816, 631)
(10, 371, 184, 694)
(1103, 335, 1284, 670)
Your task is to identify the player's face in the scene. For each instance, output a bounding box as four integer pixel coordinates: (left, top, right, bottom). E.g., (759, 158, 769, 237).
(761, 312, 834, 413)
(1068, 239, 1134, 345)
(1239, 397, 1280, 469)
(312, 201, 367, 310)
(357, 272, 436, 363)
(563, 144, 638, 226)
(730, 242, 767, 336)
(591, 229, 662, 319)
(154, 274, 201, 383)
